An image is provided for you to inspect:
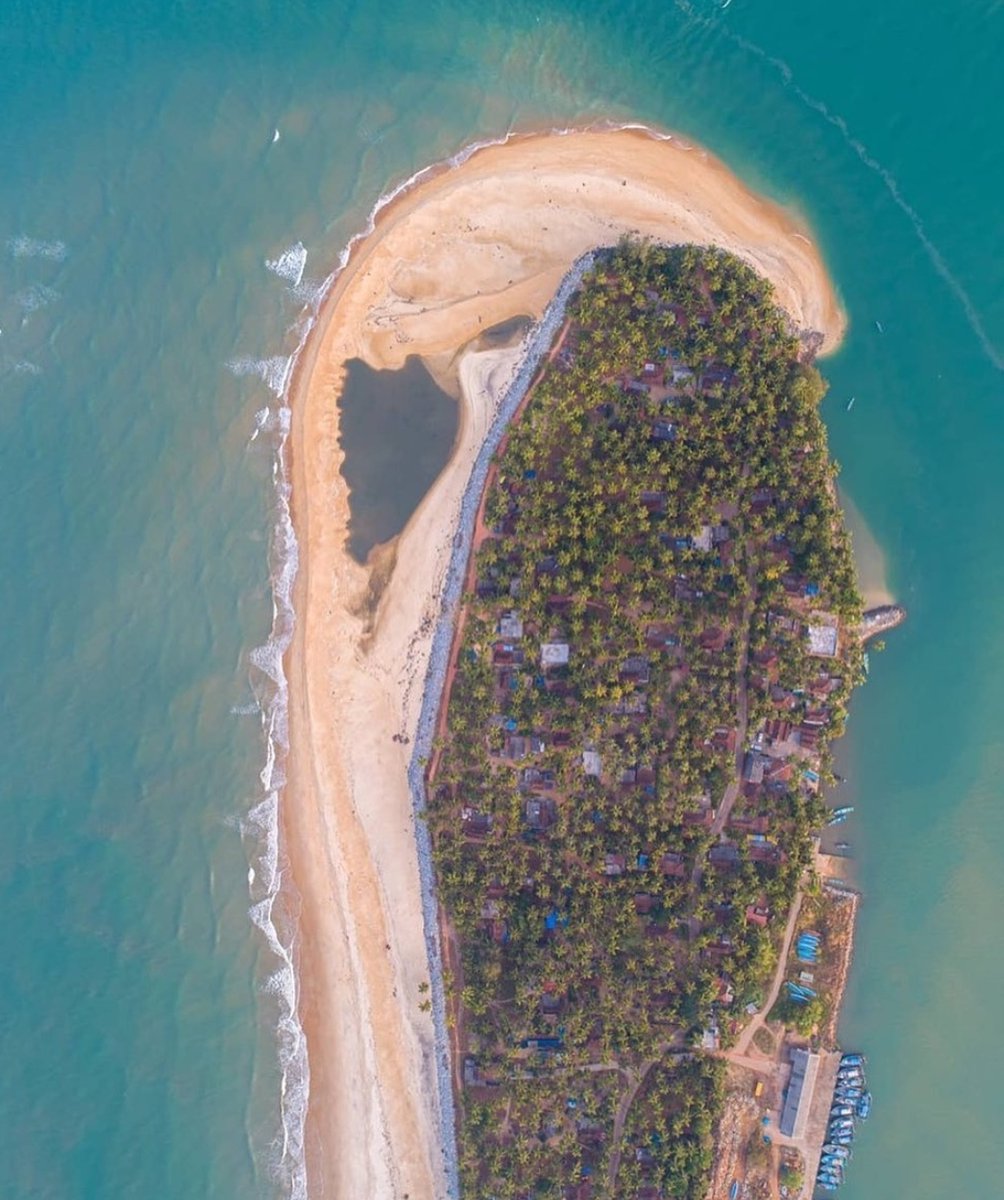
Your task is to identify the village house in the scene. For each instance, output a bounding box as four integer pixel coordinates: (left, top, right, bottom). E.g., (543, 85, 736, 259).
(769, 685, 799, 711)
(497, 610, 524, 640)
(683, 806, 716, 828)
(525, 797, 557, 832)
(541, 641, 570, 667)
(708, 842, 740, 870)
(762, 718, 797, 756)
(659, 851, 687, 878)
(492, 641, 524, 666)
(728, 811, 770, 835)
(706, 725, 738, 755)
(480, 899, 508, 944)
(604, 853, 627, 877)
(764, 759, 795, 789)
(768, 610, 801, 636)
(807, 618, 839, 658)
(745, 903, 771, 927)
(693, 524, 714, 552)
(750, 648, 779, 689)
(519, 767, 556, 792)
(748, 838, 783, 866)
(700, 364, 733, 390)
(645, 623, 680, 652)
(750, 486, 774, 513)
(582, 748, 602, 777)
(461, 807, 493, 838)
(699, 626, 729, 653)
(612, 690, 647, 715)
(742, 751, 768, 785)
(502, 734, 530, 760)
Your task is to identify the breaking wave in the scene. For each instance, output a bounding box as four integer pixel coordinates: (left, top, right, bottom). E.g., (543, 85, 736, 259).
(266, 242, 308, 288)
(16, 284, 60, 314)
(227, 355, 293, 397)
(6, 235, 68, 261)
(2, 358, 42, 377)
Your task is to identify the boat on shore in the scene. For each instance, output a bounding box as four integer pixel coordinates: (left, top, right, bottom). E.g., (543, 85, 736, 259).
(827, 806, 855, 826)
(818, 1051, 871, 1189)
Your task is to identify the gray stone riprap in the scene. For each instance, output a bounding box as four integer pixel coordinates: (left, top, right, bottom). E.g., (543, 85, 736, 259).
(406, 250, 602, 1198)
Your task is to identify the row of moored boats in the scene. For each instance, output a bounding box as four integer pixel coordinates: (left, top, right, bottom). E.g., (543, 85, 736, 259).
(816, 1054, 871, 1192)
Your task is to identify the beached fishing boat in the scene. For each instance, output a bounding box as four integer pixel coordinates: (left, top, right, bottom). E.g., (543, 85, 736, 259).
(827, 806, 855, 825)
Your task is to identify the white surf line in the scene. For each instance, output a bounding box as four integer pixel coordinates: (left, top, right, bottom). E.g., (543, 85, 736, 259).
(674, 0, 1004, 372)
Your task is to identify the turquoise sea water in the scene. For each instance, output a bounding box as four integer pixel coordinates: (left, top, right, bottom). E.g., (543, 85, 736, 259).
(1, 2, 1001, 1196)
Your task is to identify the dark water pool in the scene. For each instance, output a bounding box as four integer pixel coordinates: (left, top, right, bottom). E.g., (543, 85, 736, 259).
(338, 355, 458, 563)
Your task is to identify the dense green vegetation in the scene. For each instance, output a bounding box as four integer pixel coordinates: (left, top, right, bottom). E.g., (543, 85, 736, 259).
(426, 243, 863, 1199)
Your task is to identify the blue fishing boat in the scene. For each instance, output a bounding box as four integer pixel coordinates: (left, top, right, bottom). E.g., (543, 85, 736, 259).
(856, 1092, 872, 1120)
(841, 1053, 865, 1067)
(827, 805, 855, 826)
(729, 1182, 739, 1200)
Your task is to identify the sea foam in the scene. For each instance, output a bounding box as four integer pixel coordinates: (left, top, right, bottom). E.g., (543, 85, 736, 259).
(266, 242, 308, 288)
(16, 284, 60, 314)
(6, 235, 68, 261)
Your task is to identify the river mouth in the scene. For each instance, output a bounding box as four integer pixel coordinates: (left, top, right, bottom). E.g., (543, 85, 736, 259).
(338, 355, 458, 564)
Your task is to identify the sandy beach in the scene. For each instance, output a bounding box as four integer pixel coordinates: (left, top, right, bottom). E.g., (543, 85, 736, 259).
(283, 125, 846, 1199)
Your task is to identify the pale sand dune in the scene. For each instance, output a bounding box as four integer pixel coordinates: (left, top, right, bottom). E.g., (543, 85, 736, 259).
(284, 126, 845, 1199)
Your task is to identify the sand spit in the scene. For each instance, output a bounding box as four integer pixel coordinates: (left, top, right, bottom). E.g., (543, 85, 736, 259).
(283, 126, 845, 1200)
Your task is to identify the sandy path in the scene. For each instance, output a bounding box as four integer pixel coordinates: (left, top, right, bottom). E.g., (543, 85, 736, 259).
(283, 125, 845, 1200)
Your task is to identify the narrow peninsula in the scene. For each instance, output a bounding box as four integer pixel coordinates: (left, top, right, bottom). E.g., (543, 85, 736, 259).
(427, 242, 876, 1199)
(282, 127, 863, 1200)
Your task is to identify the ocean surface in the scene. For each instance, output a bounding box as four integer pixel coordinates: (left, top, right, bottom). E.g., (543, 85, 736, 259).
(1, 1, 1001, 1196)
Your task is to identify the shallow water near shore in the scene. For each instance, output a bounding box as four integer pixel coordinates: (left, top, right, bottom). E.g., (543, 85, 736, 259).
(1, 1, 1002, 1197)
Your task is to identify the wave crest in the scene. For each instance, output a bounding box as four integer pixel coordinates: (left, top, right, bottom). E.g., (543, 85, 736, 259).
(266, 242, 308, 288)
(6, 235, 68, 261)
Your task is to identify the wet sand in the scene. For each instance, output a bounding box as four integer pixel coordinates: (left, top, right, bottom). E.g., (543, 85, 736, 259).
(283, 125, 846, 1199)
